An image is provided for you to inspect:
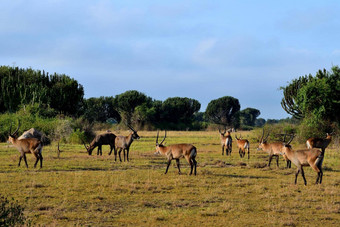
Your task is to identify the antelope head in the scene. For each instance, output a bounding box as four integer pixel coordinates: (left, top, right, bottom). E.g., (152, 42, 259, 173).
(8, 121, 20, 143)
(155, 130, 166, 155)
(219, 127, 227, 136)
(257, 128, 270, 151)
(82, 139, 93, 155)
(235, 134, 242, 140)
(125, 122, 140, 140)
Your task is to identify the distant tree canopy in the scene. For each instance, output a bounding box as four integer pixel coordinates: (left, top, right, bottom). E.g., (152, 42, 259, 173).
(1, 65, 268, 130)
(0, 66, 84, 116)
(281, 66, 340, 125)
(240, 108, 261, 127)
(115, 90, 153, 124)
(83, 96, 120, 123)
(161, 97, 201, 124)
(205, 96, 241, 128)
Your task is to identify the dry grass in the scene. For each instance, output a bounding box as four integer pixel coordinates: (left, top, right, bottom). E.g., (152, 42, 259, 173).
(0, 130, 339, 226)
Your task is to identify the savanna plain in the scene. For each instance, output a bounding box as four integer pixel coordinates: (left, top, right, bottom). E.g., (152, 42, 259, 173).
(0, 130, 339, 226)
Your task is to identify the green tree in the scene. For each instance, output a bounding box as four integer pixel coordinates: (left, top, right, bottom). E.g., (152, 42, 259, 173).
(161, 97, 201, 124)
(281, 66, 340, 137)
(83, 96, 120, 123)
(240, 108, 261, 127)
(0, 66, 84, 116)
(281, 66, 340, 125)
(205, 96, 240, 127)
(115, 90, 153, 124)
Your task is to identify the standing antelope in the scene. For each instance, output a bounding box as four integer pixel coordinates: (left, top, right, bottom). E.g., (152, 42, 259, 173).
(219, 128, 232, 156)
(155, 131, 197, 175)
(282, 136, 323, 185)
(7, 122, 43, 168)
(235, 134, 250, 159)
(306, 133, 332, 156)
(82, 132, 116, 156)
(114, 123, 140, 162)
(257, 129, 292, 168)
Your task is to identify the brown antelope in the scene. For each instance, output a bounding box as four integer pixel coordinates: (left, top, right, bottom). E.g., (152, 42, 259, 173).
(306, 133, 332, 156)
(82, 132, 116, 156)
(219, 128, 232, 156)
(257, 129, 292, 168)
(281, 136, 323, 185)
(235, 134, 250, 159)
(114, 123, 140, 162)
(7, 122, 43, 168)
(155, 131, 197, 175)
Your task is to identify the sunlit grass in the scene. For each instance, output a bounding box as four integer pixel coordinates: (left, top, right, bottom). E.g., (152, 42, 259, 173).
(0, 131, 339, 226)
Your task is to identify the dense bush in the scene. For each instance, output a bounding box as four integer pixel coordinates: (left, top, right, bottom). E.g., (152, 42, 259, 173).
(0, 195, 27, 226)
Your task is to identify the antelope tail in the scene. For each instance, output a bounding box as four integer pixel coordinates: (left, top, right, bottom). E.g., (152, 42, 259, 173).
(190, 147, 197, 159)
(244, 142, 249, 149)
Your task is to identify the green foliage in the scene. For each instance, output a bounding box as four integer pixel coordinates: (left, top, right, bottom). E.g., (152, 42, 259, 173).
(161, 97, 201, 124)
(281, 66, 340, 125)
(0, 66, 84, 116)
(68, 129, 87, 144)
(240, 108, 261, 127)
(281, 66, 340, 138)
(0, 195, 27, 226)
(115, 90, 153, 124)
(255, 118, 266, 127)
(205, 96, 241, 128)
(83, 96, 120, 123)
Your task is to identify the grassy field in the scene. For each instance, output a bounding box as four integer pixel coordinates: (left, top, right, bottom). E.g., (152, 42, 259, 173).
(0, 130, 339, 226)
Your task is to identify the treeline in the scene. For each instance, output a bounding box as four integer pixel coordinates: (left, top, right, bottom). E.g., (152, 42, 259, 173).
(0, 66, 262, 131)
(0, 66, 84, 116)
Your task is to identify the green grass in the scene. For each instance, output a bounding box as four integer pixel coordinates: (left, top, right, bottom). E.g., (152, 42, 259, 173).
(0, 131, 339, 226)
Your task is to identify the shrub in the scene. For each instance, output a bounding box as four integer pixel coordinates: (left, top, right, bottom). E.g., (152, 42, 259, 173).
(0, 195, 27, 226)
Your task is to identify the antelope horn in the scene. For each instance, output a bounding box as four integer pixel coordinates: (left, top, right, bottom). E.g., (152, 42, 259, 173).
(260, 128, 265, 142)
(264, 130, 270, 142)
(10, 121, 20, 137)
(286, 134, 295, 145)
(156, 130, 159, 145)
(81, 139, 89, 151)
(125, 121, 136, 132)
(159, 130, 166, 145)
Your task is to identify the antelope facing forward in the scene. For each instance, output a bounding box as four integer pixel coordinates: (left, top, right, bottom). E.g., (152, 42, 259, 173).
(282, 136, 323, 185)
(219, 128, 232, 156)
(155, 131, 197, 175)
(83, 132, 116, 156)
(235, 134, 250, 159)
(7, 122, 43, 168)
(114, 123, 140, 162)
(306, 133, 332, 156)
(257, 129, 292, 168)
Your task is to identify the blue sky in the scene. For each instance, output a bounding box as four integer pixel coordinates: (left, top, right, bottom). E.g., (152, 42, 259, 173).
(1, 0, 339, 119)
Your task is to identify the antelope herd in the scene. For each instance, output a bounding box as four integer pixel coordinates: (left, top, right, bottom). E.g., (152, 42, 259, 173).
(4, 121, 334, 185)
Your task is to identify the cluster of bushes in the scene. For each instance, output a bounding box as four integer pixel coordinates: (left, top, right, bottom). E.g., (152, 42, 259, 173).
(0, 195, 28, 226)
(0, 106, 95, 143)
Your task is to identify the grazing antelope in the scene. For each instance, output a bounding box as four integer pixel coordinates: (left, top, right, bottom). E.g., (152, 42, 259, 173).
(306, 133, 332, 156)
(7, 122, 43, 168)
(155, 131, 197, 175)
(114, 123, 140, 162)
(281, 136, 323, 185)
(235, 134, 250, 159)
(257, 129, 292, 168)
(83, 132, 116, 156)
(219, 128, 232, 156)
